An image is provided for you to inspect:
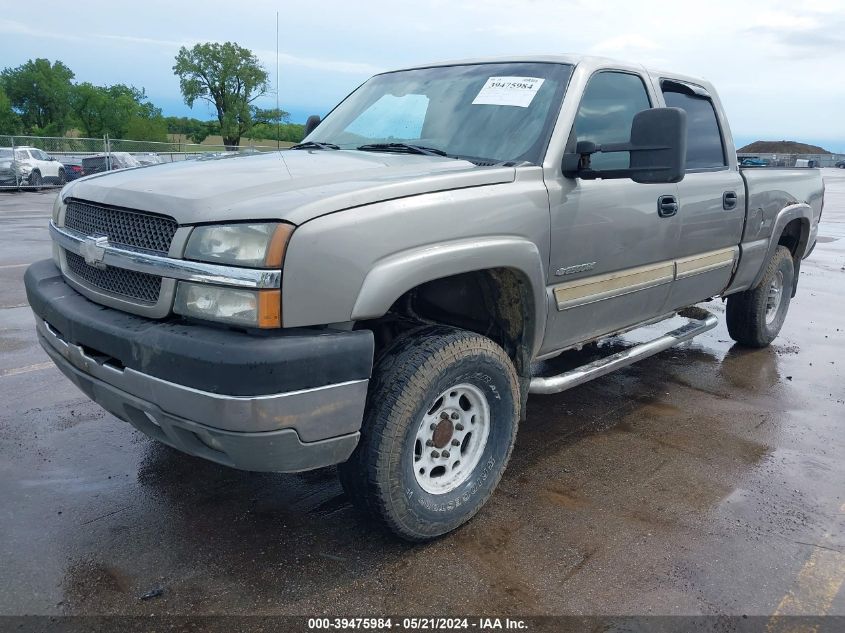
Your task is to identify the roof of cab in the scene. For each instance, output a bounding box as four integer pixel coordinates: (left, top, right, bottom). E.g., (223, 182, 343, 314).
(388, 54, 712, 91)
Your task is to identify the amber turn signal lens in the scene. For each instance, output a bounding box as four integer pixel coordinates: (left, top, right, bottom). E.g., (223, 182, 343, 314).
(264, 224, 294, 268)
(257, 290, 282, 328)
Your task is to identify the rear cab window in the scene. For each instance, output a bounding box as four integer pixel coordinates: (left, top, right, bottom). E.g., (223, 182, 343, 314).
(661, 80, 727, 170)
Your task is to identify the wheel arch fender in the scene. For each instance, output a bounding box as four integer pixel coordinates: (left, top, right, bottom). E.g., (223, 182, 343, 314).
(351, 236, 548, 356)
(750, 202, 812, 293)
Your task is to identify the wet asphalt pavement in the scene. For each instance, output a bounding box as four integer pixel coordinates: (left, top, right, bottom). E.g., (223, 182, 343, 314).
(0, 172, 843, 618)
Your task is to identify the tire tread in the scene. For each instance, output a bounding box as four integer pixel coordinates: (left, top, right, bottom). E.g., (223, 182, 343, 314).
(726, 245, 793, 347)
(339, 326, 519, 541)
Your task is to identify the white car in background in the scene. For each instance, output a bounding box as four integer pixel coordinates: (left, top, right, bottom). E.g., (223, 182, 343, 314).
(0, 146, 65, 190)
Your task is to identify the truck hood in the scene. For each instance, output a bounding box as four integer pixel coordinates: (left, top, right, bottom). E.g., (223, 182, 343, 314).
(65, 150, 516, 226)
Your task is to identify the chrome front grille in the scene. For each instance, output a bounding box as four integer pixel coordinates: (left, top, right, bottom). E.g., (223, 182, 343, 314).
(64, 199, 177, 254)
(65, 251, 162, 304)
(60, 200, 178, 311)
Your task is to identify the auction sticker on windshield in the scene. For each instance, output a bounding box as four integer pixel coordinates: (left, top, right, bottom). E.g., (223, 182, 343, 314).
(472, 76, 545, 107)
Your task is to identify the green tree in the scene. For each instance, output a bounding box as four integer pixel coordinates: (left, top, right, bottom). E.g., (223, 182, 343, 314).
(246, 121, 305, 143)
(125, 101, 168, 142)
(1, 59, 75, 134)
(71, 83, 166, 140)
(0, 87, 21, 134)
(253, 107, 290, 125)
(173, 42, 269, 147)
(165, 116, 215, 144)
(186, 121, 213, 144)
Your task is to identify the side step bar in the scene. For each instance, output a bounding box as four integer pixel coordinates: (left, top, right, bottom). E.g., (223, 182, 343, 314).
(528, 308, 718, 395)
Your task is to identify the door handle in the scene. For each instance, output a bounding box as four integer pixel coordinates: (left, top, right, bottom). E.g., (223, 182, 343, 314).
(723, 191, 738, 210)
(657, 195, 678, 218)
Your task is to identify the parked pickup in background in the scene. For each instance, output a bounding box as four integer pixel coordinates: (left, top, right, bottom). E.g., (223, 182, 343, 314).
(81, 152, 141, 176)
(25, 55, 824, 540)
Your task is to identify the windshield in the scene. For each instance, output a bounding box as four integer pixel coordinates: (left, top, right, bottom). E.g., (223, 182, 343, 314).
(306, 62, 573, 164)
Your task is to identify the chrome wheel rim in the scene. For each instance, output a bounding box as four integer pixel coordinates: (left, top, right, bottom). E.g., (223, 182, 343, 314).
(412, 383, 490, 495)
(765, 270, 784, 325)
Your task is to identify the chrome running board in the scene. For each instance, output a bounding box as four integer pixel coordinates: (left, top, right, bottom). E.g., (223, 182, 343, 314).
(528, 308, 718, 395)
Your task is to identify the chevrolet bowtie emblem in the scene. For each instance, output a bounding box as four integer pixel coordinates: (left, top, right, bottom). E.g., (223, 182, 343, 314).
(80, 236, 109, 269)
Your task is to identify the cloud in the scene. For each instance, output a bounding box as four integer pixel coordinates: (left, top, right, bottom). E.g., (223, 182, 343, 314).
(754, 11, 819, 30)
(0, 19, 378, 76)
(260, 51, 382, 76)
(3, 0, 845, 149)
(0, 18, 84, 42)
(744, 4, 845, 57)
(590, 34, 660, 54)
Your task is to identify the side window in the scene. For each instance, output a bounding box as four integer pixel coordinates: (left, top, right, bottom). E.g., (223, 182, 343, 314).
(662, 85, 726, 169)
(34, 149, 49, 161)
(574, 71, 651, 170)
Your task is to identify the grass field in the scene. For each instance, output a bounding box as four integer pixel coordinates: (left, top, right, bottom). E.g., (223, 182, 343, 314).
(167, 134, 295, 149)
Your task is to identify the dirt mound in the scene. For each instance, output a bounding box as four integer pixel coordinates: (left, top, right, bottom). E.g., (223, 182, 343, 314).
(738, 140, 831, 154)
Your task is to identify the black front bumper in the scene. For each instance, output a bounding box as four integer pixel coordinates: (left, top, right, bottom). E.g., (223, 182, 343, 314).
(25, 259, 375, 472)
(25, 259, 373, 396)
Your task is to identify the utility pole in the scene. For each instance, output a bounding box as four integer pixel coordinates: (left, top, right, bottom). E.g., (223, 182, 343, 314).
(276, 11, 280, 150)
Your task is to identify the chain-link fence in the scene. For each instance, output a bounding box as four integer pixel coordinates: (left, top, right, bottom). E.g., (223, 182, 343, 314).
(737, 152, 845, 168)
(0, 135, 280, 190)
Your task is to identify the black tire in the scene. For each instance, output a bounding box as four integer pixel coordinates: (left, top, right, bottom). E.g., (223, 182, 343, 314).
(28, 171, 42, 191)
(726, 245, 794, 348)
(339, 326, 520, 541)
(57, 168, 66, 185)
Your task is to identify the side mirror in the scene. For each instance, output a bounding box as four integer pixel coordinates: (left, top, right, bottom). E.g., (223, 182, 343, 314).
(562, 107, 687, 184)
(304, 114, 322, 137)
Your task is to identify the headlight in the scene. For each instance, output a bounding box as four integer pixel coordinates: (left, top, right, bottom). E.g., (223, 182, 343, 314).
(52, 196, 65, 224)
(51, 198, 66, 268)
(174, 283, 281, 328)
(184, 223, 293, 267)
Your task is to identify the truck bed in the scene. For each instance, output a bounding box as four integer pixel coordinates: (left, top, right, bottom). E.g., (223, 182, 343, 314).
(740, 167, 824, 247)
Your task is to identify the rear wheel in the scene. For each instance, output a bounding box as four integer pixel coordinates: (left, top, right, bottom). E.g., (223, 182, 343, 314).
(28, 171, 42, 191)
(339, 326, 520, 541)
(726, 245, 794, 347)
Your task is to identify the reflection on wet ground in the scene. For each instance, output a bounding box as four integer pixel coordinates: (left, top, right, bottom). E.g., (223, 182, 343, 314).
(1, 176, 843, 616)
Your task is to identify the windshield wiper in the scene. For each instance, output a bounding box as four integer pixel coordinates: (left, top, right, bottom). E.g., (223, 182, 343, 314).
(290, 141, 340, 150)
(356, 143, 448, 157)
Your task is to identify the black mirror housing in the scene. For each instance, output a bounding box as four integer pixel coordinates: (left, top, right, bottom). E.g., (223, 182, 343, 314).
(304, 114, 322, 137)
(562, 107, 687, 184)
(628, 107, 687, 183)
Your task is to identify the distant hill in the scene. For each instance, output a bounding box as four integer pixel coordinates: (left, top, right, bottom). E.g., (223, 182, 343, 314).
(738, 140, 831, 154)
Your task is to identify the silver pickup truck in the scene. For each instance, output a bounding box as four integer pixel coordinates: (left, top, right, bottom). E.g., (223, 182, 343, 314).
(25, 55, 824, 541)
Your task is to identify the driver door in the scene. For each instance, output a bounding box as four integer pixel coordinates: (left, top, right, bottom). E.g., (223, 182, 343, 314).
(540, 70, 679, 356)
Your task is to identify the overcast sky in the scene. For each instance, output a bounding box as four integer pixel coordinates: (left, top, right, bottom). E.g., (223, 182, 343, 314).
(2, 0, 844, 150)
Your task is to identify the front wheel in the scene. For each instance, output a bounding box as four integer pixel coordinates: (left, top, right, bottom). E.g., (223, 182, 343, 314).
(339, 326, 520, 541)
(57, 168, 66, 185)
(726, 245, 794, 348)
